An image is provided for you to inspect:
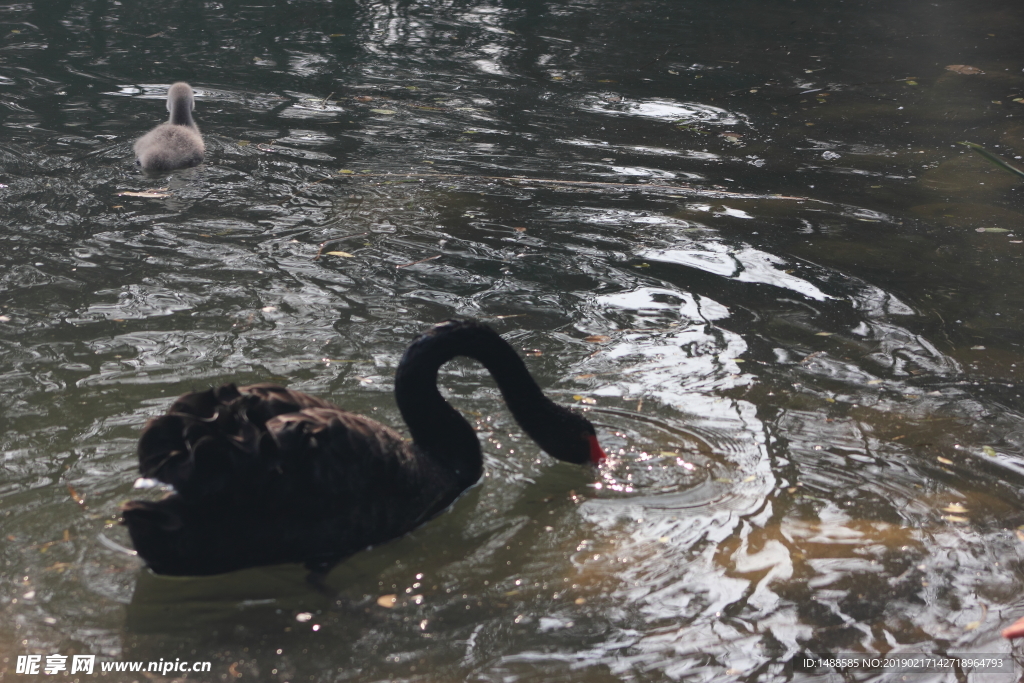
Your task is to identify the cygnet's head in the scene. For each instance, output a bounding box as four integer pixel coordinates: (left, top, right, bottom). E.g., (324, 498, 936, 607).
(167, 82, 196, 126)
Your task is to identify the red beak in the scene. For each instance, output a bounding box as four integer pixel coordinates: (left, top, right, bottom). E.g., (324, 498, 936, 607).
(587, 435, 607, 465)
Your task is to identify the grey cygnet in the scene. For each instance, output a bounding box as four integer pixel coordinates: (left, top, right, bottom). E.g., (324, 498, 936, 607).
(133, 82, 205, 171)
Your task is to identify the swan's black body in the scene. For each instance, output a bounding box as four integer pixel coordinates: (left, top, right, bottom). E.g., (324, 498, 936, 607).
(121, 320, 605, 576)
(133, 82, 205, 171)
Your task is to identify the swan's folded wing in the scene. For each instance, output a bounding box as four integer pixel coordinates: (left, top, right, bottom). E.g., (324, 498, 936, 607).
(137, 383, 348, 498)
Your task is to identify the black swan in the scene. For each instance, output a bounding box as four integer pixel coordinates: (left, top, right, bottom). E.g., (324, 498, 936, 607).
(121, 320, 607, 576)
(133, 82, 205, 171)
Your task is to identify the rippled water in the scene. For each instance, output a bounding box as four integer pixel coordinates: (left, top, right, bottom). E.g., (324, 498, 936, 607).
(5, 0, 1024, 680)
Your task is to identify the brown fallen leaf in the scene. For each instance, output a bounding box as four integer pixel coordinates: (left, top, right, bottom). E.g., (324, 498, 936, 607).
(43, 562, 73, 573)
(377, 594, 398, 608)
(946, 64, 984, 75)
(584, 335, 610, 343)
(67, 484, 86, 507)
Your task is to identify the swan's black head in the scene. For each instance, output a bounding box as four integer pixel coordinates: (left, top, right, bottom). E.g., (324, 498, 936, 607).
(528, 401, 607, 466)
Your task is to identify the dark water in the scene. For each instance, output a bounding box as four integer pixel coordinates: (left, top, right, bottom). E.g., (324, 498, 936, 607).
(4, 0, 1024, 680)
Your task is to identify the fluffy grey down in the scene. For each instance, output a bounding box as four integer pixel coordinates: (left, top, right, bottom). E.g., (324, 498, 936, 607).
(134, 82, 205, 171)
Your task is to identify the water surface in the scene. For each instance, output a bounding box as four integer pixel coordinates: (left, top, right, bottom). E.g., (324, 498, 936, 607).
(4, 0, 1024, 680)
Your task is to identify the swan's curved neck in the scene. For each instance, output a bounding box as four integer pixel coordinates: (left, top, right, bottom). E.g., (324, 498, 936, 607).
(394, 322, 550, 487)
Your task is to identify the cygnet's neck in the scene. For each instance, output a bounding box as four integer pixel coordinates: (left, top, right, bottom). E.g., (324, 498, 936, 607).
(167, 85, 195, 127)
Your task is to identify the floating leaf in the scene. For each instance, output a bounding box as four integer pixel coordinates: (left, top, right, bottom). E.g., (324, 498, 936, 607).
(584, 335, 610, 343)
(960, 141, 1024, 180)
(117, 190, 170, 198)
(325, 251, 355, 258)
(67, 485, 85, 506)
(982, 445, 997, 457)
(943, 503, 968, 514)
(937, 456, 954, 465)
(964, 620, 981, 631)
(377, 594, 398, 608)
(946, 64, 984, 75)
(976, 227, 1010, 232)
(814, 332, 834, 336)
(370, 108, 396, 115)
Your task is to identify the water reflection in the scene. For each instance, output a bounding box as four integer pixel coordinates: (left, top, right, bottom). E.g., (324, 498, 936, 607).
(581, 95, 748, 127)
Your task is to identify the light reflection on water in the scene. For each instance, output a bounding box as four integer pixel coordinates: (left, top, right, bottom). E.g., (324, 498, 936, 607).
(3, 0, 1024, 680)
